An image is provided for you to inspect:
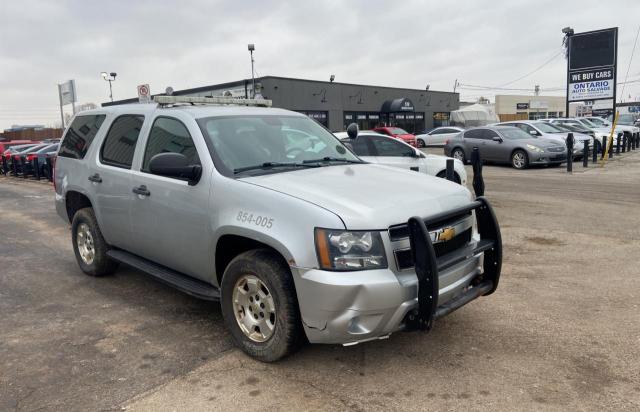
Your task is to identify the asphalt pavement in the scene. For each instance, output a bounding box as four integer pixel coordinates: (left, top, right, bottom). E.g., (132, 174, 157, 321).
(1, 151, 639, 411)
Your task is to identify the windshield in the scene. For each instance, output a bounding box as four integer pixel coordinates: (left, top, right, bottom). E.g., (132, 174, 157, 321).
(532, 122, 563, 133)
(588, 117, 607, 126)
(617, 114, 636, 125)
(198, 115, 361, 176)
(389, 127, 409, 135)
(499, 128, 532, 140)
(575, 118, 597, 129)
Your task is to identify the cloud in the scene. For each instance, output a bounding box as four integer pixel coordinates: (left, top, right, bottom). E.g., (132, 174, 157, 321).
(1, 0, 639, 129)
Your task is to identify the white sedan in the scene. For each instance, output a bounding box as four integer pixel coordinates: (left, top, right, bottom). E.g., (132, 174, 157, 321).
(415, 126, 464, 148)
(334, 131, 467, 185)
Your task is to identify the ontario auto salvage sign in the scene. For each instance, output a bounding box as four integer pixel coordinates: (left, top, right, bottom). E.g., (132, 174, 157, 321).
(567, 28, 617, 103)
(568, 68, 614, 100)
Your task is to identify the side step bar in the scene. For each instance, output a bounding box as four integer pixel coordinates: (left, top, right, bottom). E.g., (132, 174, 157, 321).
(107, 249, 221, 301)
(407, 196, 502, 331)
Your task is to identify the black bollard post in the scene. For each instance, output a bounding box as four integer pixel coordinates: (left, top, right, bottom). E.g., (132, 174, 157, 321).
(46, 157, 53, 182)
(616, 133, 621, 155)
(583, 140, 589, 167)
(21, 157, 28, 178)
(608, 139, 613, 159)
(1, 155, 7, 175)
(34, 157, 40, 180)
(622, 133, 627, 153)
(593, 139, 599, 163)
(566, 133, 574, 173)
(633, 132, 637, 150)
(445, 158, 455, 182)
(628, 132, 633, 151)
(471, 147, 484, 197)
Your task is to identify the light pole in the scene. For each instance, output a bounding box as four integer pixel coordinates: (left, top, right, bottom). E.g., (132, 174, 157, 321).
(101, 72, 117, 102)
(562, 27, 574, 118)
(248, 44, 255, 98)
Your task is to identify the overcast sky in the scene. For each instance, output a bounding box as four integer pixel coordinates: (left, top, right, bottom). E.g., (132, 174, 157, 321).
(1, 0, 639, 129)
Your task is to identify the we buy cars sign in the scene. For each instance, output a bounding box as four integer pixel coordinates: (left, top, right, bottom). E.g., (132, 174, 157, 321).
(568, 68, 614, 101)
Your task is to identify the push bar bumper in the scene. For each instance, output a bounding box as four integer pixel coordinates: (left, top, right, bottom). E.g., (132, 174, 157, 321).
(407, 196, 502, 331)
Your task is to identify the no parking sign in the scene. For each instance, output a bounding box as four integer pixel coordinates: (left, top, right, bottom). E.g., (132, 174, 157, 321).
(137, 84, 151, 103)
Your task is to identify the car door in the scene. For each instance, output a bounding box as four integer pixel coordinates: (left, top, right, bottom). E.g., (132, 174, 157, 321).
(461, 129, 485, 157)
(368, 135, 424, 172)
(92, 114, 145, 251)
(482, 129, 510, 162)
(128, 115, 213, 280)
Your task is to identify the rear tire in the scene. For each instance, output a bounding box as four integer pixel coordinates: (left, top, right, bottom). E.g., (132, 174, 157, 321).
(511, 150, 529, 169)
(451, 148, 466, 164)
(71, 208, 119, 276)
(221, 249, 302, 362)
(417, 138, 425, 148)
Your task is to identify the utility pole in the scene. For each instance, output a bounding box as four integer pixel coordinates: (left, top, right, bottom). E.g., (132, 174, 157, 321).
(453, 79, 459, 93)
(248, 44, 256, 98)
(57, 83, 65, 128)
(534, 85, 540, 96)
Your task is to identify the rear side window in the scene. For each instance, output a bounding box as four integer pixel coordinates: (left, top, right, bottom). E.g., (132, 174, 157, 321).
(464, 129, 484, 139)
(58, 115, 106, 159)
(101, 115, 144, 169)
(142, 117, 200, 173)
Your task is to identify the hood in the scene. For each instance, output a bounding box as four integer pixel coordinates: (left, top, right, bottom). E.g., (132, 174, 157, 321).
(241, 164, 472, 230)
(522, 138, 563, 148)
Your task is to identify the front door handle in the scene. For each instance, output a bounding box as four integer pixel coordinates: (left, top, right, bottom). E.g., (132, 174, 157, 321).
(132, 185, 150, 196)
(88, 173, 102, 183)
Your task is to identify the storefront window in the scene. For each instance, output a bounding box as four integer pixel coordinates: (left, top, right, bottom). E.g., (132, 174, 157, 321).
(433, 112, 451, 128)
(297, 111, 328, 127)
(528, 112, 547, 120)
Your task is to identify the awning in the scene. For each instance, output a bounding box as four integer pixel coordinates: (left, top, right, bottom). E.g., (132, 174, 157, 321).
(381, 98, 415, 113)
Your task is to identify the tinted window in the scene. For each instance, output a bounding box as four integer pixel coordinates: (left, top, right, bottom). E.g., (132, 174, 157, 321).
(350, 137, 371, 156)
(369, 136, 414, 157)
(58, 115, 106, 159)
(464, 129, 485, 139)
(142, 117, 200, 173)
(101, 115, 144, 168)
(500, 128, 532, 140)
(483, 129, 500, 139)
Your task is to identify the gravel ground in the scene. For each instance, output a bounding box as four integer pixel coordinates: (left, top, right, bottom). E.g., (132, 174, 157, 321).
(1, 151, 639, 411)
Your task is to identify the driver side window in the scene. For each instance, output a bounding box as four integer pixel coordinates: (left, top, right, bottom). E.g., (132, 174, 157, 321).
(142, 117, 200, 174)
(369, 136, 414, 157)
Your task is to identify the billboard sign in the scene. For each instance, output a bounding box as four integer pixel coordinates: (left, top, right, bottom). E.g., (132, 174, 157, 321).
(567, 28, 617, 103)
(59, 80, 77, 105)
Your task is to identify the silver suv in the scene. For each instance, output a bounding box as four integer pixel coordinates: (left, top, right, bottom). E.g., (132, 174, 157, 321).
(54, 96, 502, 362)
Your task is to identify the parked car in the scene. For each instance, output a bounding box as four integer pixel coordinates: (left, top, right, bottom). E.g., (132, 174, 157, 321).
(372, 126, 417, 147)
(444, 126, 567, 169)
(545, 118, 611, 148)
(9, 144, 49, 174)
(23, 143, 59, 177)
(573, 117, 638, 141)
(0, 140, 35, 154)
(494, 120, 591, 158)
(334, 130, 467, 185)
(55, 97, 502, 362)
(3, 144, 41, 171)
(415, 127, 464, 148)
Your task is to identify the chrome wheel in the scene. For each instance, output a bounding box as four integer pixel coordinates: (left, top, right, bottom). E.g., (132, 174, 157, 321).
(512, 151, 526, 169)
(76, 223, 95, 265)
(232, 275, 276, 342)
(452, 149, 464, 161)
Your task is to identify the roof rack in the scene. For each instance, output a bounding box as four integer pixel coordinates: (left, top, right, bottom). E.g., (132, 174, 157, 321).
(154, 95, 272, 107)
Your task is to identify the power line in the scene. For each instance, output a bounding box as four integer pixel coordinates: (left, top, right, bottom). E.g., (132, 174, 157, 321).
(494, 49, 564, 88)
(619, 24, 640, 103)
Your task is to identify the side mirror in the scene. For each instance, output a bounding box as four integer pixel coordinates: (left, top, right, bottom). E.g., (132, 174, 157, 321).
(149, 152, 202, 185)
(492, 136, 503, 142)
(346, 122, 359, 139)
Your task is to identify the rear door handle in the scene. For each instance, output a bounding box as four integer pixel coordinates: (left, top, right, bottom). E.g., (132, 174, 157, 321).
(132, 185, 150, 196)
(88, 173, 102, 183)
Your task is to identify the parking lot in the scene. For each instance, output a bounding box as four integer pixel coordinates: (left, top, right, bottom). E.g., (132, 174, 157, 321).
(1, 151, 639, 411)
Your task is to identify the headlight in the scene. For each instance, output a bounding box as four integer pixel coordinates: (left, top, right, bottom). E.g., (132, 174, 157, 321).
(315, 229, 387, 271)
(526, 144, 544, 153)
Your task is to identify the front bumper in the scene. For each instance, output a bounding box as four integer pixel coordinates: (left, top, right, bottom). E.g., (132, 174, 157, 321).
(529, 152, 567, 165)
(294, 197, 502, 344)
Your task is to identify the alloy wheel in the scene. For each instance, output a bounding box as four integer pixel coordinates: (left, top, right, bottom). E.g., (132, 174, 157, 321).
(76, 223, 95, 265)
(232, 274, 276, 342)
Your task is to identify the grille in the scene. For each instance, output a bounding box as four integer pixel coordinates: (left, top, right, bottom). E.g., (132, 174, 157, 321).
(394, 228, 472, 270)
(388, 211, 472, 242)
(547, 146, 565, 153)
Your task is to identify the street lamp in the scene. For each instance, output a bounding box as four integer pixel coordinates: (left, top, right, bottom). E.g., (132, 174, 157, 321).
(562, 27, 574, 118)
(101, 72, 117, 102)
(248, 44, 255, 98)
(330, 74, 335, 83)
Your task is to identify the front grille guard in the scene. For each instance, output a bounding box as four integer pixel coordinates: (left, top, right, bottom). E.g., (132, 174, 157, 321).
(406, 196, 502, 331)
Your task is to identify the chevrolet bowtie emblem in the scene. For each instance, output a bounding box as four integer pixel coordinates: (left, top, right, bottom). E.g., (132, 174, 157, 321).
(438, 227, 456, 242)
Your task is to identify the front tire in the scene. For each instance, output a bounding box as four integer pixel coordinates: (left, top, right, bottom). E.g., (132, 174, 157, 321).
(511, 150, 529, 169)
(221, 249, 302, 362)
(71, 207, 119, 276)
(417, 138, 425, 148)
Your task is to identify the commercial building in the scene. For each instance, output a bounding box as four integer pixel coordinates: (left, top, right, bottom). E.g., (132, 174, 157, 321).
(495, 95, 566, 121)
(0, 125, 63, 141)
(105, 76, 459, 133)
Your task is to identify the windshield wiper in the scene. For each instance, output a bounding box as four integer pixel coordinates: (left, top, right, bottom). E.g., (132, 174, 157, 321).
(233, 162, 320, 174)
(302, 157, 365, 164)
